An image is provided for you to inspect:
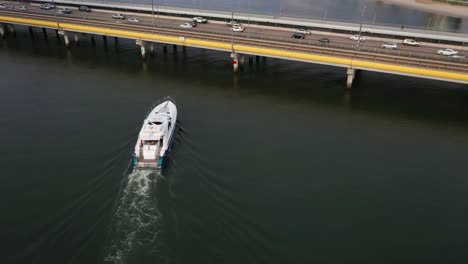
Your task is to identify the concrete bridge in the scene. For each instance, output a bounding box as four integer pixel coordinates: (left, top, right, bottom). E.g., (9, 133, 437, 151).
(1, 0, 467, 88)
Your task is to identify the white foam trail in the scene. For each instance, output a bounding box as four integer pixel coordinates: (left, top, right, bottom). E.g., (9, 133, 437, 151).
(105, 170, 165, 264)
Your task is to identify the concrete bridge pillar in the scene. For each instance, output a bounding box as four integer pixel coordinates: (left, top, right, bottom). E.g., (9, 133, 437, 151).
(90, 35, 95, 46)
(173, 45, 177, 51)
(231, 52, 239, 73)
(63, 33, 70, 49)
(141, 45, 146, 60)
(346, 68, 356, 89)
(74, 33, 80, 46)
(102, 35, 108, 47)
(1, 24, 6, 39)
(42, 28, 47, 36)
(6, 24, 15, 37)
(239, 55, 245, 65)
(137, 40, 146, 60)
(149, 43, 155, 56)
(28, 26, 33, 35)
(163, 44, 167, 53)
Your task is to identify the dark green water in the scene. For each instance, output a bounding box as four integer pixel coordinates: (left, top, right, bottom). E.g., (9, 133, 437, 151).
(1, 27, 468, 264)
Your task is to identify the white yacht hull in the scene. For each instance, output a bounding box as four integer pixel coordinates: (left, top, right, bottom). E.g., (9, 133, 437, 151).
(132, 99, 177, 171)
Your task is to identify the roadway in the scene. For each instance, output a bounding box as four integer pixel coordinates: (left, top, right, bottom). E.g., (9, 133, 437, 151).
(1, 2, 467, 66)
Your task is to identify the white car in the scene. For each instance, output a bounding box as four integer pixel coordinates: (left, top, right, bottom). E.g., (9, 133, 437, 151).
(193, 17, 207, 23)
(381, 43, 398, 49)
(232, 24, 244, 32)
(437, 48, 458, 56)
(112, 13, 125, 19)
(127, 18, 139, 23)
(295, 29, 311, 35)
(0, 3, 6, 8)
(179, 23, 193, 29)
(403, 39, 420, 46)
(350, 35, 365, 41)
(18, 5, 27, 10)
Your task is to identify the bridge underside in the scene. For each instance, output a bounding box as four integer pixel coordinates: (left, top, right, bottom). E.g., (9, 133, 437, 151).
(1, 15, 467, 86)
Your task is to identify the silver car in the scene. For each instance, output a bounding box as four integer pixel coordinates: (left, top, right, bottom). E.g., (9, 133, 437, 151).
(127, 18, 139, 23)
(381, 43, 398, 49)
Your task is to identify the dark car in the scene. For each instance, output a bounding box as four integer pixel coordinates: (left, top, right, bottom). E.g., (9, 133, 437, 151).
(317, 38, 330, 44)
(191, 21, 197, 27)
(79, 5, 91, 12)
(57, 8, 72, 14)
(39, 3, 55, 10)
(291, 33, 305, 39)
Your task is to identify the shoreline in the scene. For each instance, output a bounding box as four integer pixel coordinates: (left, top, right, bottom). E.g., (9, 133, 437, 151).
(381, 0, 468, 18)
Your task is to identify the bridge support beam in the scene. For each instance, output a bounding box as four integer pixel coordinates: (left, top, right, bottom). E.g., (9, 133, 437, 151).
(346, 68, 356, 89)
(137, 40, 146, 60)
(6, 24, 15, 37)
(0, 24, 6, 39)
(149, 43, 154, 56)
(63, 33, 70, 49)
(141, 45, 146, 60)
(74, 33, 80, 46)
(231, 52, 239, 73)
(102, 35, 108, 47)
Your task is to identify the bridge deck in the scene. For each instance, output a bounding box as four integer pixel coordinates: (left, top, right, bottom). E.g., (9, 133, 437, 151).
(1, 5, 467, 85)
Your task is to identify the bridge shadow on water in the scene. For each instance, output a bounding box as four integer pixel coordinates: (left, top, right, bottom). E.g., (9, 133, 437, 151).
(3, 25, 467, 132)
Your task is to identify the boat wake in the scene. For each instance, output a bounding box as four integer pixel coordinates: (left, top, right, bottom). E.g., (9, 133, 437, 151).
(104, 169, 167, 264)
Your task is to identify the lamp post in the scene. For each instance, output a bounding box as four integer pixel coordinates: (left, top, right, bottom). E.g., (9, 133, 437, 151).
(357, 5, 367, 50)
(52, 0, 59, 29)
(151, 0, 155, 26)
(157, 0, 160, 23)
(231, 10, 234, 52)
